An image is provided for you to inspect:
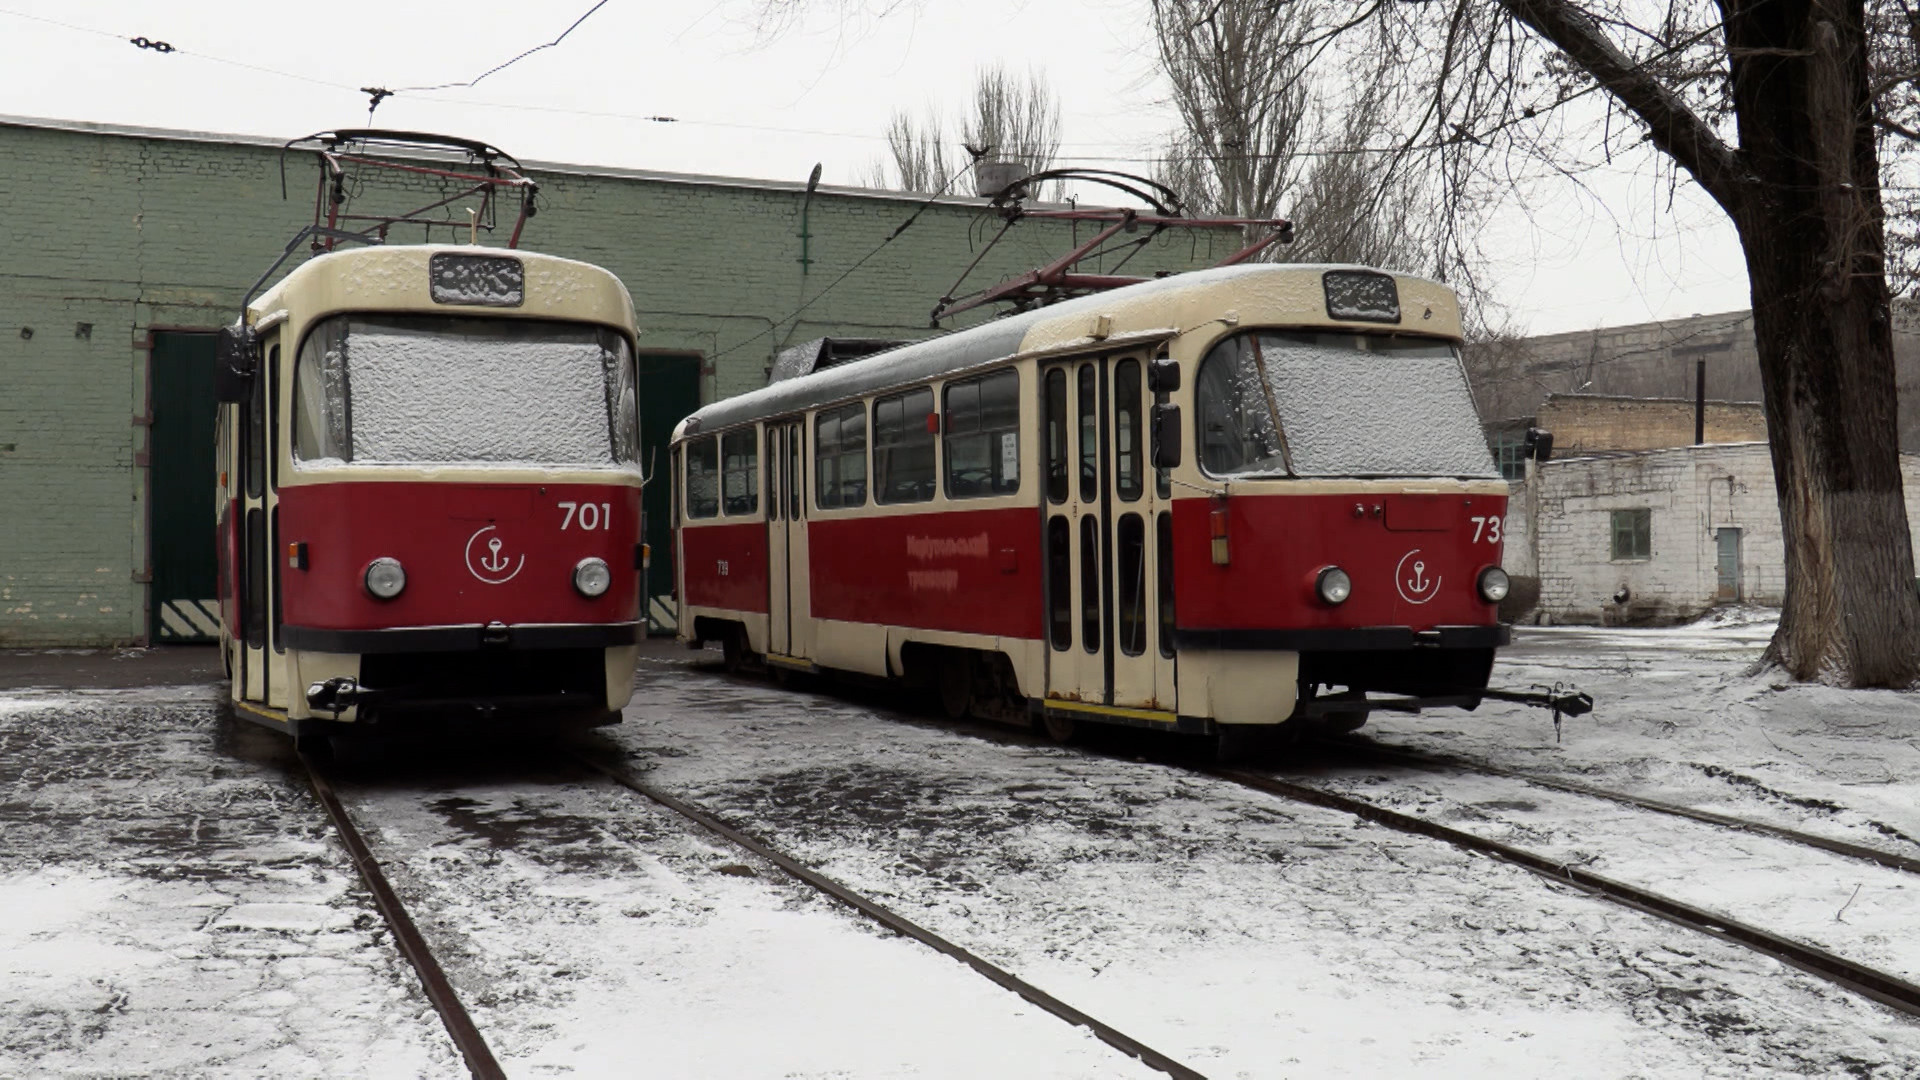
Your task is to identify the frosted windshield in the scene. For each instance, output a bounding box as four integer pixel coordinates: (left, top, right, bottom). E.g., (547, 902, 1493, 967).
(293, 314, 637, 468)
(1196, 331, 1497, 479)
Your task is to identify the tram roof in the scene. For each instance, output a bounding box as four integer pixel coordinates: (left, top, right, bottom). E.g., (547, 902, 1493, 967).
(248, 243, 638, 335)
(682, 264, 1462, 436)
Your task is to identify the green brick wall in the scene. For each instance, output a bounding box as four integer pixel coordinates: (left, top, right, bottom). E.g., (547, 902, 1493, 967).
(0, 117, 1231, 646)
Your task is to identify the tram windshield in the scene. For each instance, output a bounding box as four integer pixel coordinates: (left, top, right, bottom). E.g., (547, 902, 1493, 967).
(293, 314, 637, 468)
(1195, 330, 1497, 479)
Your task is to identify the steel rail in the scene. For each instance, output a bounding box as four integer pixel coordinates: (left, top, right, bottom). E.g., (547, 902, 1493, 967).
(303, 759, 507, 1080)
(572, 751, 1207, 1080)
(1313, 738, 1920, 876)
(1210, 765, 1920, 1020)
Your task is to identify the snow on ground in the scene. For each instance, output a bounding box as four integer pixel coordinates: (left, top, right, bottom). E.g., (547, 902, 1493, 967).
(0, 695, 457, 1078)
(330, 762, 1164, 1079)
(608, 646, 1920, 1078)
(1369, 609, 1920, 860)
(3, 616, 1918, 1077)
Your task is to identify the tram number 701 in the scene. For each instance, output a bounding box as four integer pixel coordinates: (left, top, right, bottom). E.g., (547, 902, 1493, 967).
(559, 501, 614, 531)
(1469, 515, 1503, 544)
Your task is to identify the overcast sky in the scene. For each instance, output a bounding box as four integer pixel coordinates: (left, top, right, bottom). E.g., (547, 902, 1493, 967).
(1, 0, 1752, 335)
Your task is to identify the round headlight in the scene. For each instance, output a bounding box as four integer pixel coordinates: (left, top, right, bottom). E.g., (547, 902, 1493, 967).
(1478, 566, 1511, 603)
(1316, 566, 1352, 605)
(364, 557, 406, 600)
(573, 556, 612, 598)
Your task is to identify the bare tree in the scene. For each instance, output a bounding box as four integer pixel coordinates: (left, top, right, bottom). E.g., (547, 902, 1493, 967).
(871, 107, 952, 194)
(1151, 0, 1311, 221)
(1150, 0, 1445, 277)
(961, 63, 1064, 183)
(866, 64, 1064, 197)
(1276, 0, 1920, 686)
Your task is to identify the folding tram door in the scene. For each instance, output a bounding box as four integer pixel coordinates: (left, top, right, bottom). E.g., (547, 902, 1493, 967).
(227, 337, 286, 714)
(764, 418, 811, 664)
(1040, 352, 1176, 724)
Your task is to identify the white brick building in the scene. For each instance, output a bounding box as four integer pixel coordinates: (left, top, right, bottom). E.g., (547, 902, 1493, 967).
(1502, 444, 1920, 625)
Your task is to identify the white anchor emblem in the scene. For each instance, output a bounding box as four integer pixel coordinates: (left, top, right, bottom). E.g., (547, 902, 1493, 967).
(1394, 548, 1442, 605)
(464, 525, 525, 585)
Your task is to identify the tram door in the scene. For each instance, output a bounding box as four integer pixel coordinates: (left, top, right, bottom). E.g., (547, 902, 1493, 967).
(766, 418, 810, 660)
(234, 339, 285, 709)
(1042, 353, 1173, 712)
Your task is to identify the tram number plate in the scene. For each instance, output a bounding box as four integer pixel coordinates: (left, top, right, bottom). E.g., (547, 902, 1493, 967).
(1469, 516, 1503, 544)
(559, 502, 614, 531)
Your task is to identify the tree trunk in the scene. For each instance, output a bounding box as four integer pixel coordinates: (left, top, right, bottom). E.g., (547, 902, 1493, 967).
(1726, 0, 1920, 685)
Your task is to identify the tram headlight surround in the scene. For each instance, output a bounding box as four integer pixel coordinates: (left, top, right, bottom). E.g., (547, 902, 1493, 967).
(1478, 566, 1511, 603)
(364, 557, 406, 600)
(1316, 566, 1352, 605)
(573, 557, 612, 598)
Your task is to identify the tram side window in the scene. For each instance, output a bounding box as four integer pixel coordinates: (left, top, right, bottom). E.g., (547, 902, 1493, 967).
(1115, 359, 1142, 501)
(686, 436, 719, 519)
(721, 429, 758, 516)
(815, 404, 868, 509)
(1117, 513, 1146, 656)
(944, 370, 1020, 499)
(874, 388, 937, 504)
(1045, 368, 1069, 504)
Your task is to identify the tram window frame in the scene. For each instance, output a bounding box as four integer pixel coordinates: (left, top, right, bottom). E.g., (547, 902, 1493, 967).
(1077, 365, 1099, 503)
(1117, 513, 1146, 656)
(765, 426, 781, 522)
(721, 428, 759, 516)
(873, 387, 937, 504)
(1079, 516, 1101, 653)
(1156, 511, 1176, 658)
(685, 435, 720, 519)
(943, 369, 1021, 499)
(244, 361, 265, 500)
(814, 403, 868, 510)
(1047, 515, 1072, 650)
(1114, 358, 1142, 502)
(787, 421, 802, 519)
(1044, 368, 1069, 505)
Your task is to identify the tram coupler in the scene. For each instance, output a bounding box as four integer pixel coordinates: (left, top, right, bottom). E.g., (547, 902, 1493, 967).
(1480, 684, 1593, 741)
(306, 677, 361, 716)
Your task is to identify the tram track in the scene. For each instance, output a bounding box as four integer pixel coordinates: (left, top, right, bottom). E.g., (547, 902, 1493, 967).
(566, 747, 1209, 1080)
(1310, 736, 1920, 877)
(1202, 761, 1920, 1021)
(300, 755, 506, 1080)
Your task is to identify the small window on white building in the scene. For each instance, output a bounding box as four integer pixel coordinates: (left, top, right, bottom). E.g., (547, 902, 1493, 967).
(1491, 431, 1529, 481)
(1610, 508, 1651, 561)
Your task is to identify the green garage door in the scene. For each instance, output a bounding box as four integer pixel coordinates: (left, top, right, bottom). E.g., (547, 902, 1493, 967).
(149, 332, 220, 642)
(640, 354, 702, 634)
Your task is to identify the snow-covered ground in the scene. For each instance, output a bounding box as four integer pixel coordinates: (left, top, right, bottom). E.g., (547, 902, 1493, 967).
(2, 614, 1918, 1077)
(0, 685, 456, 1077)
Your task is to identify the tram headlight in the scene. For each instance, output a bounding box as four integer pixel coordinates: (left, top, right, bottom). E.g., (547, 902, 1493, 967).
(1316, 566, 1352, 605)
(364, 557, 406, 600)
(573, 557, 612, 598)
(1478, 566, 1511, 603)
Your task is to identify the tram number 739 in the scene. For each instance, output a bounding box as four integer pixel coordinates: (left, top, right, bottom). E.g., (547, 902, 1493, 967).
(559, 502, 614, 531)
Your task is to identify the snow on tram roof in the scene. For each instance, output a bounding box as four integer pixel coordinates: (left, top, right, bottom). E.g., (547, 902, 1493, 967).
(680, 264, 1462, 437)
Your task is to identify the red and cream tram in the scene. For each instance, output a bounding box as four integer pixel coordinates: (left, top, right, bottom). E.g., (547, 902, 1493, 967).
(214, 244, 645, 750)
(673, 264, 1521, 742)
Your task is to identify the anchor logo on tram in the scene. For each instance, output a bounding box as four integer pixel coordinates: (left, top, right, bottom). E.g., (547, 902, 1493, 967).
(1395, 548, 1441, 605)
(465, 525, 525, 585)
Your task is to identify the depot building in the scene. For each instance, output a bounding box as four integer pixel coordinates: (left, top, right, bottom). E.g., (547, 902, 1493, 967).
(0, 115, 1226, 647)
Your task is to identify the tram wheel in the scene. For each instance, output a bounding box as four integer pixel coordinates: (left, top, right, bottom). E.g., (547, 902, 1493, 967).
(721, 627, 748, 674)
(1312, 691, 1371, 734)
(937, 653, 974, 720)
(1039, 710, 1077, 744)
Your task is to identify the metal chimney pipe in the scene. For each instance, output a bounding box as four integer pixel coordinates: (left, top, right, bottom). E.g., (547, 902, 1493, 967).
(1694, 357, 1706, 445)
